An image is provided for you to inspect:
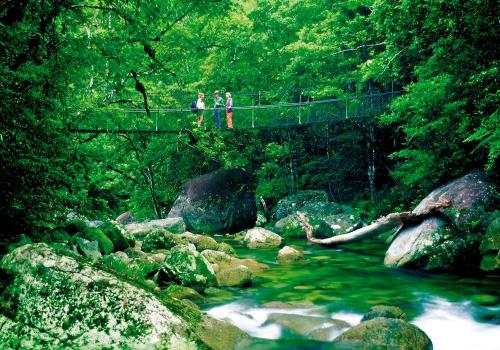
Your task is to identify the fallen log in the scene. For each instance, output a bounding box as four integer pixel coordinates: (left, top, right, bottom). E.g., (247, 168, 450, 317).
(298, 195, 451, 246)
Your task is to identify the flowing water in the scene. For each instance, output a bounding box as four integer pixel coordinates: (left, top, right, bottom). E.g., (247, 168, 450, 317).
(202, 238, 500, 349)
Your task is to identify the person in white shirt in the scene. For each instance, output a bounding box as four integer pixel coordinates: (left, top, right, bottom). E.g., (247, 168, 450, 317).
(196, 93, 206, 128)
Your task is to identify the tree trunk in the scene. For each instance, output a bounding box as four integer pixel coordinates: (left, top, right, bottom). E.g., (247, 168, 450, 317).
(144, 165, 162, 219)
(298, 195, 451, 246)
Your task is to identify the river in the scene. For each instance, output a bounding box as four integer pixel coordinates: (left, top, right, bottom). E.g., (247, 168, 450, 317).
(202, 238, 500, 349)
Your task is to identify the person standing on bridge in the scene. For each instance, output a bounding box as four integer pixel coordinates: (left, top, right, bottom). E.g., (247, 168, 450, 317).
(225, 92, 233, 129)
(213, 90, 223, 129)
(196, 93, 206, 128)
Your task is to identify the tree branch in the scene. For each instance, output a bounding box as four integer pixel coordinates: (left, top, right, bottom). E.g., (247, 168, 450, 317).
(129, 71, 151, 118)
(299, 195, 452, 245)
(106, 165, 139, 185)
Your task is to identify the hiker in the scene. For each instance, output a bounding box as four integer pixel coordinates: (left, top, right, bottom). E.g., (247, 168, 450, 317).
(213, 90, 223, 129)
(196, 93, 206, 127)
(225, 92, 233, 129)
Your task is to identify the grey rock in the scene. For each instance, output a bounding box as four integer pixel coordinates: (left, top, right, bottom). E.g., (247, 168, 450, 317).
(0, 243, 248, 349)
(385, 171, 494, 270)
(277, 246, 304, 263)
(74, 237, 102, 259)
(244, 228, 282, 249)
(167, 169, 256, 234)
(115, 211, 134, 224)
(334, 317, 432, 350)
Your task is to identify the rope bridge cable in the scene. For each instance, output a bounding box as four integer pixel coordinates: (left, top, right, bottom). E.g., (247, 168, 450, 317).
(69, 91, 402, 134)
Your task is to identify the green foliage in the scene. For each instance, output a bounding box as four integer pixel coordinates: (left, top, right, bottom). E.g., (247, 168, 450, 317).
(368, 0, 498, 199)
(1, 0, 497, 234)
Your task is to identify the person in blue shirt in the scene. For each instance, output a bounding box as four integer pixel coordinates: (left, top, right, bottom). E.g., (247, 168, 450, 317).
(213, 90, 223, 129)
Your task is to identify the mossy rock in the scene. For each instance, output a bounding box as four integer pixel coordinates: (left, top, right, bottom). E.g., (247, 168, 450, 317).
(74, 237, 102, 259)
(361, 305, 408, 322)
(53, 231, 72, 243)
(218, 242, 236, 256)
(84, 228, 114, 255)
(335, 317, 432, 350)
(101, 223, 129, 251)
(216, 265, 252, 287)
(0, 243, 247, 349)
(272, 190, 329, 221)
(275, 205, 361, 239)
(161, 244, 217, 292)
(180, 232, 219, 251)
(165, 285, 206, 304)
(101, 252, 161, 282)
(276, 246, 304, 263)
(60, 219, 87, 234)
(142, 230, 176, 253)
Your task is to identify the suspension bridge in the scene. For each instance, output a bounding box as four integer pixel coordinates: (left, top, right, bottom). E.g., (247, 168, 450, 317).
(69, 91, 402, 135)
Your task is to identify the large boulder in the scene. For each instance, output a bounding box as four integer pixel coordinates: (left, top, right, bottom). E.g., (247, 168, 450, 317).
(335, 317, 432, 349)
(161, 244, 217, 291)
(167, 169, 257, 234)
(0, 243, 248, 349)
(385, 171, 495, 271)
(244, 228, 282, 249)
(272, 190, 329, 221)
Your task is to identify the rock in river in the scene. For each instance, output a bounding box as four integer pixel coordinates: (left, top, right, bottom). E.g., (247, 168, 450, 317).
(244, 227, 282, 249)
(335, 317, 432, 350)
(276, 246, 304, 263)
(385, 171, 495, 271)
(201, 249, 268, 287)
(161, 244, 217, 292)
(361, 305, 408, 322)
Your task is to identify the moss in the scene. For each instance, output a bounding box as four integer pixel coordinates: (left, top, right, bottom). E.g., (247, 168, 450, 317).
(101, 223, 130, 252)
(192, 235, 219, 251)
(84, 228, 114, 255)
(60, 219, 87, 235)
(100, 254, 161, 285)
(142, 231, 176, 253)
(164, 285, 206, 304)
(217, 242, 236, 256)
(47, 230, 72, 244)
(161, 245, 217, 292)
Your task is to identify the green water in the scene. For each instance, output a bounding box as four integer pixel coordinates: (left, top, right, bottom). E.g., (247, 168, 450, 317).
(202, 238, 500, 349)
